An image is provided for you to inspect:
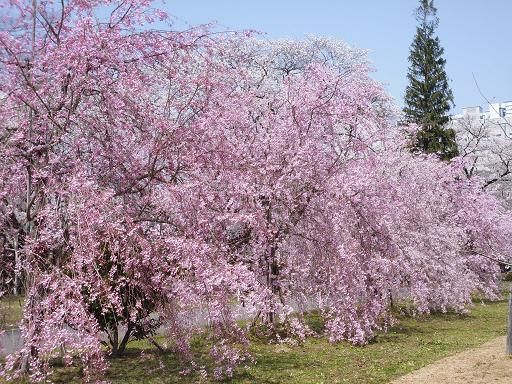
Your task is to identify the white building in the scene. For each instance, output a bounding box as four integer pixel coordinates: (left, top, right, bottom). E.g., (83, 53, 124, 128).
(452, 101, 512, 122)
(450, 101, 512, 143)
(450, 101, 512, 202)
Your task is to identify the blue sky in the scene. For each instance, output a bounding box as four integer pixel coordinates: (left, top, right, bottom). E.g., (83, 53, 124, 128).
(163, 0, 512, 112)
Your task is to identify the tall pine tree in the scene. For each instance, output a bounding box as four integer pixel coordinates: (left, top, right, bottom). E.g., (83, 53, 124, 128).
(404, 0, 458, 160)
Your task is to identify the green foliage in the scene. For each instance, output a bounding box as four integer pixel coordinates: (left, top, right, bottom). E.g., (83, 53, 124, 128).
(80, 243, 160, 355)
(504, 272, 512, 282)
(404, 0, 458, 161)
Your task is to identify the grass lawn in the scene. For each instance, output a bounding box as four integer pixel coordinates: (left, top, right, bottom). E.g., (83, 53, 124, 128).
(2, 296, 508, 383)
(0, 295, 24, 331)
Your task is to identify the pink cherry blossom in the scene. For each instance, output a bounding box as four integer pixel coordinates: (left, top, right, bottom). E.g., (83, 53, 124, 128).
(0, 0, 510, 381)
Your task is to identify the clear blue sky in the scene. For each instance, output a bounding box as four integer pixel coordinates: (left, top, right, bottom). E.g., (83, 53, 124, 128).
(163, 0, 512, 112)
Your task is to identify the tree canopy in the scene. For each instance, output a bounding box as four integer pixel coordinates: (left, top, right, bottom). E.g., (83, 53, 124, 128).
(404, 0, 458, 160)
(0, 1, 510, 381)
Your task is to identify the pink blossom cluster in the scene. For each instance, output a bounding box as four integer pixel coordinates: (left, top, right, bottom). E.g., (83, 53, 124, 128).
(0, 0, 510, 381)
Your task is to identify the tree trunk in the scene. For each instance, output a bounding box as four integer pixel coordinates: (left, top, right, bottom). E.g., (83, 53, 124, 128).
(13, 235, 21, 296)
(266, 245, 281, 325)
(110, 328, 119, 356)
(109, 323, 133, 357)
(117, 324, 132, 355)
(147, 336, 165, 354)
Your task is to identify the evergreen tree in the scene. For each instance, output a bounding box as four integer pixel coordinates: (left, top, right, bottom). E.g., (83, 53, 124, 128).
(404, 0, 458, 160)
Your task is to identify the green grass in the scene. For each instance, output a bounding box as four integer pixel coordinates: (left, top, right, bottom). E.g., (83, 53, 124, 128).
(1, 297, 505, 384)
(0, 295, 24, 330)
(233, 299, 509, 384)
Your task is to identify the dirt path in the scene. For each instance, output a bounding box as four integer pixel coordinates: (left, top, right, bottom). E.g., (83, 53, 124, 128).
(392, 336, 512, 384)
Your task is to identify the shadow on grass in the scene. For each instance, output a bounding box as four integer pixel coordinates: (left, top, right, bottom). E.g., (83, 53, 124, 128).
(50, 348, 204, 384)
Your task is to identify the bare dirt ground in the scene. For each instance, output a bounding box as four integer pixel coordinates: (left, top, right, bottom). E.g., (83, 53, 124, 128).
(392, 336, 512, 383)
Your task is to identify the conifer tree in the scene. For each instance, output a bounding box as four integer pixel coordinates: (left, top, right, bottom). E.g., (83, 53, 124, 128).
(404, 0, 458, 160)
